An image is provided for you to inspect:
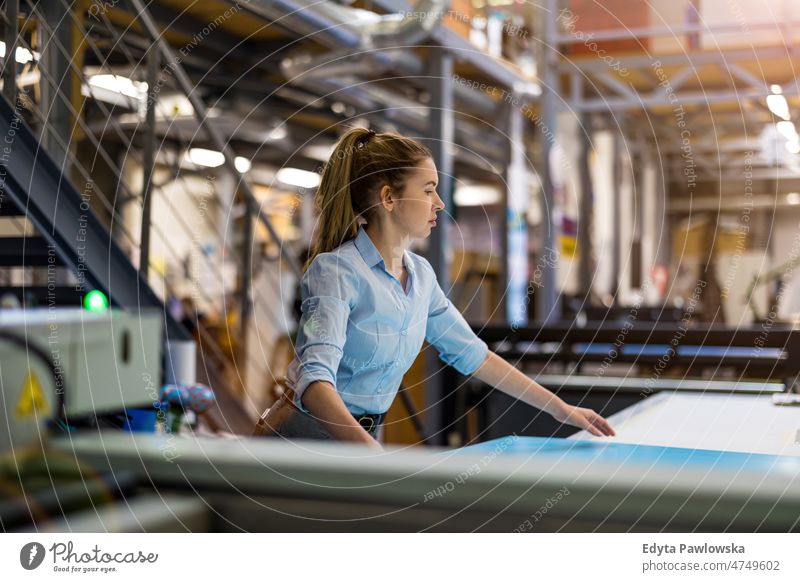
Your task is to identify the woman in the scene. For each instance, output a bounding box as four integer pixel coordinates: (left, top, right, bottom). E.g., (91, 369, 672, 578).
(256, 128, 615, 449)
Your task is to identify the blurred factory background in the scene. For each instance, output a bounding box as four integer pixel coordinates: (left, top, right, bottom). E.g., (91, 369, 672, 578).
(2, 0, 800, 532)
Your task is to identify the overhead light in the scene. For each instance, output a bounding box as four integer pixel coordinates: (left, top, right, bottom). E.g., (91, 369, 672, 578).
(276, 167, 320, 189)
(87, 74, 147, 100)
(777, 121, 798, 142)
(185, 149, 252, 173)
(771, 84, 783, 94)
(186, 148, 225, 168)
(787, 192, 800, 205)
(264, 126, 287, 141)
(234, 156, 252, 173)
(454, 183, 502, 206)
(513, 81, 542, 97)
(302, 143, 336, 162)
(786, 141, 800, 154)
(155, 94, 195, 119)
(767, 94, 791, 121)
(0, 41, 39, 63)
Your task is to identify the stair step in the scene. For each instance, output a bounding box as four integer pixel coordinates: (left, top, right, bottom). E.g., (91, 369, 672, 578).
(0, 237, 64, 267)
(0, 201, 25, 217)
(0, 286, 83, 307)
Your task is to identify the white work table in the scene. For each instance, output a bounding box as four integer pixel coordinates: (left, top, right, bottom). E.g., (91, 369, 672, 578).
(571, 391, 800, 457)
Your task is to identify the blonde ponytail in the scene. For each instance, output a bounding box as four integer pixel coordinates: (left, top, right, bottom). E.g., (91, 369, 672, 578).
(306, 127, 431, 271)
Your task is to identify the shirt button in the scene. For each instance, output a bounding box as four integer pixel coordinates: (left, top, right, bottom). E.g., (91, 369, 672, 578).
(401, 329, 407, 336)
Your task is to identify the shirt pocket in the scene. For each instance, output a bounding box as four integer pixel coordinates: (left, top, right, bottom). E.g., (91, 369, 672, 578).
(340, 320, 380, 372)
(372, 321, 402, 368)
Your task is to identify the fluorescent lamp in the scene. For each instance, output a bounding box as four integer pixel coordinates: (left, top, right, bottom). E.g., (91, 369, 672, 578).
(87, 74, 147, 99)
(265, 126, 287, 141)
(302, 143, 336, 162)
(234, 156, 252, 173)
(454, 183, 502, 206)
(770, 84, 783, 94)
(155, 94, 195, 118)
(187, 148, 225, 168)
(786, 141, 800, 154)
(787, 192, 800, 205)
(185, 150, 252, 172)
(276, 168, 320, 189)
(776, 121, 798, 142)
(0, 41, 39, 63)
(513, 80, 542, 97)
(767, 94, 790, 121)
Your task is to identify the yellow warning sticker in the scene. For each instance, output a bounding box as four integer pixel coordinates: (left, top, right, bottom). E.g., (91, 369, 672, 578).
(16, 372, 50, 419)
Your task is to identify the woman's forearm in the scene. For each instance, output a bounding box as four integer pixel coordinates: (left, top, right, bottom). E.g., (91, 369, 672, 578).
(301, 380, 381, 447)
(471, 351, 568, 419)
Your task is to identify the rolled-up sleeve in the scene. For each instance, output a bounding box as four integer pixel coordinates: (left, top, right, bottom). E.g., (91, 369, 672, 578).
(293, 253, 359, 405)
(424, 268, 489, 376)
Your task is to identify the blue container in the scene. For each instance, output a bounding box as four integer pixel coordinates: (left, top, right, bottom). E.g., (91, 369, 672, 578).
(125, 408, 158, 432)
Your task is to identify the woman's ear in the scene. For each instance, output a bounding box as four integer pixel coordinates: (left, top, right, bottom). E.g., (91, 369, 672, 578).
(379, 184, 394, 211)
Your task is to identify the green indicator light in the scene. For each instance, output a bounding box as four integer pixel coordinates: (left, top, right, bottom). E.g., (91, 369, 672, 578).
(83, 289, 109, 312)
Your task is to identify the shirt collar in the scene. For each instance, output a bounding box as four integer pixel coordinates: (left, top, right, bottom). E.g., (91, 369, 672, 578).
(354, 226, 415, 274)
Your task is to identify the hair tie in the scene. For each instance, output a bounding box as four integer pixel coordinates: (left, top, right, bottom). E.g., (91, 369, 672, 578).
(357, 129, 376, 149)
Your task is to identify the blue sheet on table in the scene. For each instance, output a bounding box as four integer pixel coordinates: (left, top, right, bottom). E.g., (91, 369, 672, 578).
(462, 436, 800, 473)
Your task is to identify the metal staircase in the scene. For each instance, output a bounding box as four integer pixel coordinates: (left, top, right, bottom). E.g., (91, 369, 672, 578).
(0, 0, 302, 433)
(0, 92, 189, 339)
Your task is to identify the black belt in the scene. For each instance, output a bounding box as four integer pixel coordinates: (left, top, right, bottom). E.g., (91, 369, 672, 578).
(352, 412, 386, 435)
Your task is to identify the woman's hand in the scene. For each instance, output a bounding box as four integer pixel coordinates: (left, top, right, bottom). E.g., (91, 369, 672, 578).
(470, 352, 616, 438)
(552, 403, 616, 437)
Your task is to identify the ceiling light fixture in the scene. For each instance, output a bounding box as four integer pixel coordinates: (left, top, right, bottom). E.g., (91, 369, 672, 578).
(276, 167, 321, 189)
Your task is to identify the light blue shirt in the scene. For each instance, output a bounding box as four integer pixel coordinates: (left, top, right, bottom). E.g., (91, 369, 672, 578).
(288, 225, 489, 415)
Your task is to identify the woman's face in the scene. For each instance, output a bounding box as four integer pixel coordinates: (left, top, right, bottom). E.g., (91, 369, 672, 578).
(392, 157, 445, 238)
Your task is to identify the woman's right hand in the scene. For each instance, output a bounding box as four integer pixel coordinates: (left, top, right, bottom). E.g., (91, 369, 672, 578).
(552, 402, 616, 437)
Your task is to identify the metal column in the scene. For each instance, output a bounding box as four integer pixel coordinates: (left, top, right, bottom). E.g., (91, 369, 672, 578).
(611, 130, 622, 297)
(578, 112, 594, 297)
(423, 46, 454, 445)
(538, 0, 562, 322)
(630, 137, 645, 290)
(504, 102, 528, 325)
(238, 194, 254, 389)
(39, 0, 72, 171)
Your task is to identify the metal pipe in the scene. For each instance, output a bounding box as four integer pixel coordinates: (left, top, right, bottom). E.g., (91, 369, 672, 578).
(554, 19, 800, 45)
(234, 0, 362, 50)
(139, 46, 158, 280)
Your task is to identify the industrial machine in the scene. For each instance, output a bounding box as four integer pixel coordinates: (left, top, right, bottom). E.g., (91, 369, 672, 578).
(453, 321, 800, 442)
(0, 308, 163, 452)
(3, 311, 800, 533)
(0, 309, 210, 531)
